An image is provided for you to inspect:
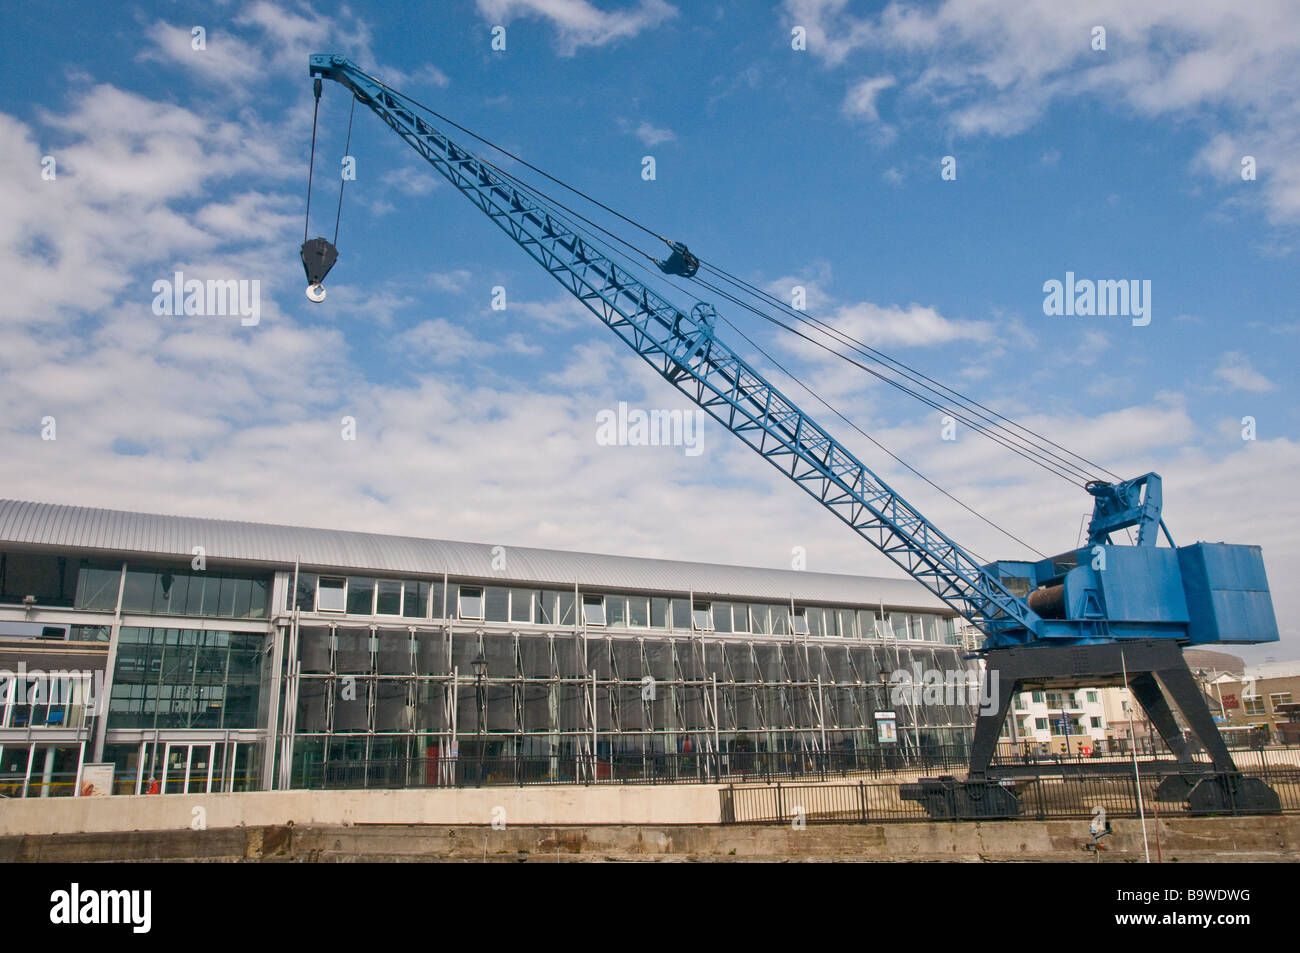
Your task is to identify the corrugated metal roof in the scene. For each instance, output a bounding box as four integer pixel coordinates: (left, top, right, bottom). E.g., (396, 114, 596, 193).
(0, 499, 948, 611)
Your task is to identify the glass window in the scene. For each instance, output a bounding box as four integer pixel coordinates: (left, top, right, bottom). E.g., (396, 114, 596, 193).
(891, 612, 908, 640)
(791, 608, 809, 636)
(484, 587, 508, 622)
(692, 601, 713, 632)
(509, 589, 533, 623)
(557, 591, 576, 626)
(650, 597, 669, 629)
(856, 610, 874, 639)
(1031, 691, 1045, 703)
(121, 568, 155, 613)
(317, 577, 346, 612)
(1, 551, 78, 606)
(70, 625, 111, 642)
(748, 604, 768, 635)
(159, 571, 188, 614)
(346, 577, 374, 615)
(1086, 691, 1099, 704)
(430, 581, 446, 618)
(537, 591, 558, 625)
(582, 594, 606, 626)
(228, 576, 253, 618)
(713, 602, 732, 634)
(606, 596, 627, 628)
(670, 598, 690, 630)
(402, 581, 429, 618)
(770, 606, 789, 636)
(183, 573, 210, 615)
(628, 597, 649, 627)
(107, 627, 264, 731)
(458, 586, 484, 620)
(289, 572, 317, 611)
(74, 561, 121, 611)
(198, 575, 222, 617)
(1091, 717, 1102, 728)
(1035, 718, 1048, 730)
(837, 609, 856, 639)
(247, 577, 269, 618)
(375, 580, 403, 616)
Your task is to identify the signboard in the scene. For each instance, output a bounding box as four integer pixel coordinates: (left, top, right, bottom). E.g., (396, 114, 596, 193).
(874, 711, 897, 744)
(1220, 693, 1239, 710)
(79, 763, 114, 797)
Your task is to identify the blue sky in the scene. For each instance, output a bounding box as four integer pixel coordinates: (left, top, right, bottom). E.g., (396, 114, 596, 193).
(1, 1, 1297, 658)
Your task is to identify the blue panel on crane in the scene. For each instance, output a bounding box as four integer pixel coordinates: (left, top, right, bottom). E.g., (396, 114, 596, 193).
(1178, 543, 1279, 645)
(1087, 546, 1188, 625)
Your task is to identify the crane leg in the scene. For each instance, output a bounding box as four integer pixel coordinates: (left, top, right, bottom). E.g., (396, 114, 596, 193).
(966, 670, 1018, 780)
(1150, 661, 1236, 773)
(1126, 672, 1196, 767)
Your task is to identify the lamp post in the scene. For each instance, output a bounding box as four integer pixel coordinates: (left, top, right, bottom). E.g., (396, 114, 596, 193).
(472, 650, 487, 787)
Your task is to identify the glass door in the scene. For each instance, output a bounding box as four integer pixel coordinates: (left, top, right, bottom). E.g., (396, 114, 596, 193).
(162, 742, 216, 793)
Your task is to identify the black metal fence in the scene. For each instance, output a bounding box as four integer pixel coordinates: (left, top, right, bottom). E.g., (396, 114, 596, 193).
(299, 743, 1300, 790)
(721, 765, 1300, 824)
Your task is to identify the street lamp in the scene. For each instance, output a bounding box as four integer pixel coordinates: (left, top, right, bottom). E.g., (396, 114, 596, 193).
(472, 649, 487, 787)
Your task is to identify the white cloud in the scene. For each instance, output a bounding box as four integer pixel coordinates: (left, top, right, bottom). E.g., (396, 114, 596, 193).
(393, 318, 483, 364)
(785, 0, 1300, 223)
(476, 0, 678, 55)
(381, 165, 441, 196)
(843, 74, 895, 122)
(634, 121, 675, 147)
(1214, 351, 1276, 393)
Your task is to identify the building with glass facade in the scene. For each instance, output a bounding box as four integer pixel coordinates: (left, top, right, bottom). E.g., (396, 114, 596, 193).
(0, 499, 975, 796)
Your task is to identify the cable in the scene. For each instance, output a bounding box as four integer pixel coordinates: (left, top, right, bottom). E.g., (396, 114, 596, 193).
(699, 261, 1120, 482)
(714, 311, 1048, 560)
(339, 74, 1072, 551)
(409, 82, 1111, 483)
(359, 68, 665, 246)
(691, 274, 1091, 486)
(304, 78, 322, 243)
(365, 67, 1119, 487)
(333, 94, 356, 246)
(426, 115, 1102, 485)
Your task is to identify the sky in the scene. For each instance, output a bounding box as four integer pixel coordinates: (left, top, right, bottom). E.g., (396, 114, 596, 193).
(1, 0, 1297, 660)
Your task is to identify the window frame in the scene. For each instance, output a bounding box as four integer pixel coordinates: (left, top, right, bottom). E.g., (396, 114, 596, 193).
(509, 588, 534, 624)
(458, 585, 485, 621)
(317, 576, 347, 613)
(374, 579, 404, 617)
(582, 594, 606, 627)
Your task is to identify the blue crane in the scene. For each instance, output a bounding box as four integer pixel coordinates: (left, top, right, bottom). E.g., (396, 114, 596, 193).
(301, 54, 1281, 816)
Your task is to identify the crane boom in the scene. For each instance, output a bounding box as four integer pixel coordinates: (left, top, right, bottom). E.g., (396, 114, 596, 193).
(307, 54, 1041, 642)
(304, 54, 1277, 653)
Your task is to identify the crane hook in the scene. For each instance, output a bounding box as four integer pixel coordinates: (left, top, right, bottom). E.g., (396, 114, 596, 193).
(300, 237, 338, 302)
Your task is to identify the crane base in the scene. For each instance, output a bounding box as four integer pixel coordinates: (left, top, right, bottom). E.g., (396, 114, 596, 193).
(899, 776, 1021, 820)
(1156, 772, 1281, 815)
